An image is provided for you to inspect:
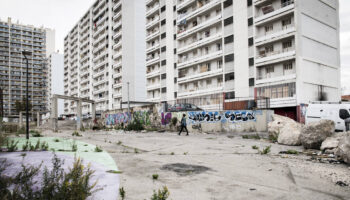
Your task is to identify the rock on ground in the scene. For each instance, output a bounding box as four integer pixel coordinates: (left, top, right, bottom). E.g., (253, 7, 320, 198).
(268, 114, 302, 146)
(321, 132, 350, 153)
(335, 133, 350, 164)
(301, 120, 335, 150)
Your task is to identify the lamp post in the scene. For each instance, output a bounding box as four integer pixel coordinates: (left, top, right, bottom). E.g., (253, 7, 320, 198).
(22, 50, 32, 140)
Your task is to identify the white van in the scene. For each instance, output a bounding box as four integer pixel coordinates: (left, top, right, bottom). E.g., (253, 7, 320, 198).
(305, 102, 350, 132)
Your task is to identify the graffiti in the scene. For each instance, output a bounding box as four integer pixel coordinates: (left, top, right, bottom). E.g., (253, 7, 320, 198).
(161, 112, 172, 125)
(187, 110, 257, 124)
(105, 112, 131, 125)
(133, 110, 152, 126)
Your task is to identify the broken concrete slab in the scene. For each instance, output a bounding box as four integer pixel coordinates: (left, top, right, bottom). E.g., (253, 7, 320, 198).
(268, 114, 302, 146)
(335, 134, 350, 165)
(301, 120, 335, 150)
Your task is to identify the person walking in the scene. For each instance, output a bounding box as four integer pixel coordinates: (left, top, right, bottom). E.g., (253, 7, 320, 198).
(178, 114, 189, 136)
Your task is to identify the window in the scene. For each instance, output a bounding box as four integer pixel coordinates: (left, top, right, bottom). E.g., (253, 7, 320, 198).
(224, 35, 234, 44)
(174, 63, 177, 69)
(174, 48, 177, 54)
(225, 72, 234, 81)
(225, 54, 234, 63)
(161, 46, 166, 52)
(224, 0, 233, 8)
(173, 20, 176, 26)
(247, 0, 252, 6)
(174, 77, 177, 83)
(161, 6, 166, 12)
(217, 60, 223, 69)
(248, 17, 253, 26)
(174, 92, 177, 98)
(248, 37, 254, 46)
(161, 60, 166, 66)
(161, 87, 167, 93)
(161, 73, 166, 79)
(225, 91, 235, 100)
(161, 20, 166, 26)
(161, 33, 166, 39)
(283, 40, 292, 50)
(224, 17, 233, 26)
(174, 34, 176, 40)
(282, 18, 292, 27)
(206, 79, 212, 85)
(265, 45, 273, 53)
(217, 43, 221, 50)
(173, 6, 176, 11)
(265, 24, 273, 33)
(283, 62, 293, 70)
(266, 66, 274, 73)
(249, 78, 255, 87)
(249, 58, 254, 66)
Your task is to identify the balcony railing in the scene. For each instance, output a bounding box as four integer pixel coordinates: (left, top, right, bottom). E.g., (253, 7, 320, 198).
(256, 0, 294, 18)
(257, 47, 295, 59)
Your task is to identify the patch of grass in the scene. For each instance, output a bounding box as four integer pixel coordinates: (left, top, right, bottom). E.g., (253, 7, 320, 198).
(20, 153, 26, 157)
(94, 146, 103, 152)
(242, 134, 260, 140)
(124, 119, 144, 131)
(151, 186, 170, 200)
(269, 134, 278, 143)
(280, 149, 299, 155)
(119, 187, 125, 200)
(146, 127, 158, 132)
(54, 138, 60, 142)
(170, 152, 174, 155)
(72, 131, 82, 137)
(152, 174, 159, 180)
(260, 146, 271, 155)
(106, 170, 122, 174)
(16, 127, 25, 135)
(252, 145, 259, 150)
(71, 141, 78, 152)
(134, 148, 139, 154)
(206, 137, 216, 140)
(84, 144, 88, 146)
(6, 140, 18, 152)
(30, 130, 42, 137)
(183, 152, 188, 155)
(117, 141, 122, 145)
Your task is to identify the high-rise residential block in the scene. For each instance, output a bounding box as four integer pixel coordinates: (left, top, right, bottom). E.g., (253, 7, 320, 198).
(0, 17, 55, 118)
(64, 0, 146, 115)
(47, 52, 64, 116)
(146, 0, 340, 119)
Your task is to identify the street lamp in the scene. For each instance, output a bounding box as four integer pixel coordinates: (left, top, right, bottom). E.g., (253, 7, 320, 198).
(22, 50, 32, 140)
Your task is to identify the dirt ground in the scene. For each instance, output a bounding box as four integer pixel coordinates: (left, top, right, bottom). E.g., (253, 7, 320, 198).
(43, 129, 350, 200)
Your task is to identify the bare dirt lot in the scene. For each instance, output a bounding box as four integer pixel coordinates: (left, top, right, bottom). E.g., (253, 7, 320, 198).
(44, 129, 350, 200)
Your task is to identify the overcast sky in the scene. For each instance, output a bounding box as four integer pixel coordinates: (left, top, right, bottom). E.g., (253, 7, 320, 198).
(0, 0, 349, 92)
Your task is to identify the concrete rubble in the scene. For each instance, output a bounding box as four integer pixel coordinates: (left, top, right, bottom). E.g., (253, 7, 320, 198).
(300, 120, 335, 150)
(335, 133, 350, 164)
(268, 114, 302, 146)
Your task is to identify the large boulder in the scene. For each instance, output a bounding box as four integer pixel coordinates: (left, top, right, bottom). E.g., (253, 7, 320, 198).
(335, 134, 350, 164)
(268, 114, 302, 146)
(301, 120, 335, 149)
(321, 132, 349, 153)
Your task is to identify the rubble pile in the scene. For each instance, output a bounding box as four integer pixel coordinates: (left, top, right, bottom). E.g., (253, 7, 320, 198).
(300, 120, 335, 149)
(268, 114, 302, 146)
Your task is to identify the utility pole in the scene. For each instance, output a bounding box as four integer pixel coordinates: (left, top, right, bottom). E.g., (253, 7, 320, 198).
(0, 86, 3, 118)
(22, 51, 32, 140)
(127, 82, 130, 114)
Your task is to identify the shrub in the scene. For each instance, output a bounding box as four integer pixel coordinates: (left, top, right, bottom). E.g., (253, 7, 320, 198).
(152, 174, 159, 180)
(41, 142, 49, 151)
(54, 139, 60, 143)
(242, 134, 260, 140)
(117, 141, 122, 145)
(72, 131, 82, 137)
(252, 145, 259, 150)
(171, 117, 178, 127)
(94, 146, 103, 152)
(269, 134, 278, 143)
(0, 154, 100, 199)
(0, 133, 7, 147)
(22, 140, 30, 151)
(134, 148, 139, 154)
(16, 127, 26, 135)
(124, 119, 144, 131)
(286, 149, 299, 155)
(71, 141, 78, 152)
(151, 186, 170, 200)
(30, 130, 42, 137)
(6, 140, 18, 152)
(260, 146, 271, 155)
(119, 187, 125, 200)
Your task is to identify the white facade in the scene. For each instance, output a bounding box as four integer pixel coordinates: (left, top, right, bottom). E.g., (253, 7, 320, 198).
(47, 52, 64, 115)
(0, 17, 55, 117)
(64, 0, 146, 115)
(146, 0, 341, 111)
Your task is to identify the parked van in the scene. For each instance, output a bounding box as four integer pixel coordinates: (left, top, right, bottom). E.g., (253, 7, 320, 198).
(305, 102, 350, 131)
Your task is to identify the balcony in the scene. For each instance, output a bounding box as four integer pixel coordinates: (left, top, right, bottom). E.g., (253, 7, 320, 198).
(146, 4, 159, 17)
(146, 43, 160, 53)
(113, 92, 122, 98)
(113, 82, 122, 88)
(177, 0, 221, 22)
(255, 0, 294, 24)
(93, 23, 107, 38)
(146, 83, 161, 91)
(113, 52, 122, 60)
(113, 1, 122, 11)
(112, 71, 122, 78)
(178, 85, 223, 98)
(255, 25, 295, 44)
(146, 56, 160, 66)
(256, 73, 296, 85)
(93, 78, 108, 87)
(113, 31, 122, 40)
(113, 61, 122, 68)
(178, 50, 222, 69)
(112, 21, 122, 31)
(93, 58, 108, 69)
(92, 69, 105, 78)
(93, 41, 107, 54)
(147, 96, 161, 102)
(113, 41, 122, 50)
(146, 69, 160, 78)
(256, 47, 295, 65)
(113, 12, 122, 21)
(146, 17, 160, 29)
(178, 68, 223, 84)
(178, 32, 222, 54)
(177, 14, 222, 40)
(177, 0, 196, 10)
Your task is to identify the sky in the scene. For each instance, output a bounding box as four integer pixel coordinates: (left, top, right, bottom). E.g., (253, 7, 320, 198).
(0, 0, 349, 93)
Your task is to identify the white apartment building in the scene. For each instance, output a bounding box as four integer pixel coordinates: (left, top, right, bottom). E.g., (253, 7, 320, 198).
(146, 0, 340, 120)
(0, 17, 55, 118)
(64, 0, 146, 115)
(47, 52, 64, 116)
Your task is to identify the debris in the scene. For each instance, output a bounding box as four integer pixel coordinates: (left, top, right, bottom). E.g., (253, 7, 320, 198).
(335, 134, 350, 164)
(301, 120, 335, 149)
(161, 163, 211, 176)
(268, 114, 302, 146)
(336, 181, 349, 187)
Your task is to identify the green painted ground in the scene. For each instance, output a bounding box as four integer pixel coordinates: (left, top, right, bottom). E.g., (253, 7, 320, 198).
(4, 137, 118, 171)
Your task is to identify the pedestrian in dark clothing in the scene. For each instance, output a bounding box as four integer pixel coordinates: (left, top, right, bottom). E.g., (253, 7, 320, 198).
(178, 114, 188, 136)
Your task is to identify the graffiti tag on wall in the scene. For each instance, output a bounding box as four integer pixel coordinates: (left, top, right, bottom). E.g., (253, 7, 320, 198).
(133, 111, 152, 126)
(105, 112, 131, 125)
(187, 110, 258, 124)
